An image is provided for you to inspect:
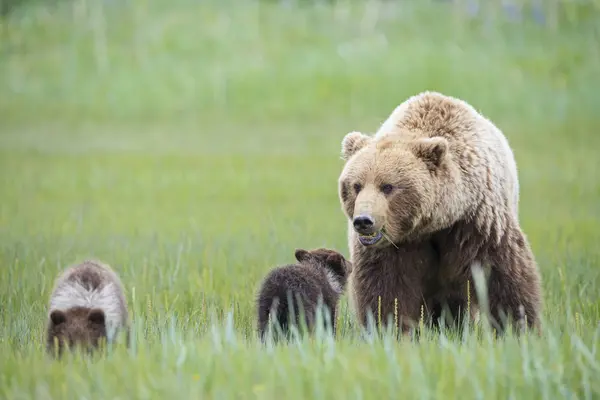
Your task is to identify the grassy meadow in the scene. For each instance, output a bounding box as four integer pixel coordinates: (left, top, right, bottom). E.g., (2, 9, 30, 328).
(1, 0, 600, 398)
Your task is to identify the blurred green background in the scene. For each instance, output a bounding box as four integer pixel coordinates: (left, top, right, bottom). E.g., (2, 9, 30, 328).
(1, 0, 599, 398)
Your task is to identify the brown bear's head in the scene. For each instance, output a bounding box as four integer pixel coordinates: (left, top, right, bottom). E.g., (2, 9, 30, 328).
(46, 307, 108, 357)
(338, 131, 449, 248)
(294, 248, 351, 291)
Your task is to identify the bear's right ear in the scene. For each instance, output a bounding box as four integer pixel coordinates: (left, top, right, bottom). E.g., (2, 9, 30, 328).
(341, 131, 371, 161)
(294, 249, 311, 263)
(325, 253, 347, 277)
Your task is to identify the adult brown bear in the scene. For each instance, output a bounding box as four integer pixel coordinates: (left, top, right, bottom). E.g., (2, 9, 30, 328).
(338, 91, 542, 335)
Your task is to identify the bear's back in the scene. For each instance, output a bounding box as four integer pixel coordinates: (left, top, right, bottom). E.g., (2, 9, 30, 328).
(375, 91, 519, 220)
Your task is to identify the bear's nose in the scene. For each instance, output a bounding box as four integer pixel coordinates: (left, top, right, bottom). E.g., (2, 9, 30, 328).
(353, 215, 374, 232)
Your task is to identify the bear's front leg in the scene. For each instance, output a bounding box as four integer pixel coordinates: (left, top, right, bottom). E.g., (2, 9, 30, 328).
(475, 228, 543, 335)
(350, 264, 427, 338)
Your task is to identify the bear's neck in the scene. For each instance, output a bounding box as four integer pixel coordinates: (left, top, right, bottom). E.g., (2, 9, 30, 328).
(351, 240, 434, 270)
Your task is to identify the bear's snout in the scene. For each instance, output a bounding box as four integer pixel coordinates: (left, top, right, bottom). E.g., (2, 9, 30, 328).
(353, 214, 375, 234)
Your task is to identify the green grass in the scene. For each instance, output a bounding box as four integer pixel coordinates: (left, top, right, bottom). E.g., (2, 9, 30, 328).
(1, 0, 600, 398)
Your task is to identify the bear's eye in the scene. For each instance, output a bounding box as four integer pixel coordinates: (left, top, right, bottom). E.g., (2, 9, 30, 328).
(353, 183, 362, 193)
(380, 184, 393, 195)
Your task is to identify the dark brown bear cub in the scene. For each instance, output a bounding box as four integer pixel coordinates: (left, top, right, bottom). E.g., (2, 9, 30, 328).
(256, 248, 351, 341)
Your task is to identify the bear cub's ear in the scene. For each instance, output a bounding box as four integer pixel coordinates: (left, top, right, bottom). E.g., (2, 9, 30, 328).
(325, 252, 349, 277)
(341, 131, 371, 161)
(87, 309, 106, 326)
(295, 249, 311, 263)
(411, 137, 449, 171)
(50, 310, 67, 326)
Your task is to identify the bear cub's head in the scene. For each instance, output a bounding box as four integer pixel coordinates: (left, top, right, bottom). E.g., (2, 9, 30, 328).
(338, 131, 449, 248)
(294, 248, 351, 293)
(46, 307, 108, 356)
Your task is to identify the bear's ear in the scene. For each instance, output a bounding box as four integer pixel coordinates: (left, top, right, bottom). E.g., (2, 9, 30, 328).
(294, 249, 311, 263)
(87, 309, 106, 326)
(411, 137, 448, 171)
(325, 252, 347, 277)
(341, 131, 371, 161)
(325, 252, 342, 266)
(50, 310, 67, 326)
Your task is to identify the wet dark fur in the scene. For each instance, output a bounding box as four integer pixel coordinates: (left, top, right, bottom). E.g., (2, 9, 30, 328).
(46, 261, 130, 357)
(256, 248, 351, 341)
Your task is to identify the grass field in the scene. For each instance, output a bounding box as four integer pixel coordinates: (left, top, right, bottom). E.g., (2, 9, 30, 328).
(1, 0, 600, 398)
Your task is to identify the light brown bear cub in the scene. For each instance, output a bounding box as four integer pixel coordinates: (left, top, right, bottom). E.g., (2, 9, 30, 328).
(256, 248, 351, 341)
(46, 260, 130, 356)
(339, 91, 542, 335)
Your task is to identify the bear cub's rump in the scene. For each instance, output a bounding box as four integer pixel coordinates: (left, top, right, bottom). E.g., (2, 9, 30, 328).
(256, 248, 351, 341)
(46, 260, 130, 356)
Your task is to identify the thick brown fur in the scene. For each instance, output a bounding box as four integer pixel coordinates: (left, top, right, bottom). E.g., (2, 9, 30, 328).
(46, 260, 130, 357)
(338, 91, 542, 335)
(347, 238, 440, 335)
(256, 248, 351, 341)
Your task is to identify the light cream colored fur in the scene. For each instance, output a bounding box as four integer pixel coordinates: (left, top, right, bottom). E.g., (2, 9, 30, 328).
(374, 91, 520, 222)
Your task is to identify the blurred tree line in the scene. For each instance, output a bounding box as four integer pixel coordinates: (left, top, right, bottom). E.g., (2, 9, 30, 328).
(0, 0, 598, 29)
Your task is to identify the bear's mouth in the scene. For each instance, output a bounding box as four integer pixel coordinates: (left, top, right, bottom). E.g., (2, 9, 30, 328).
(358, 230, 384, 246)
